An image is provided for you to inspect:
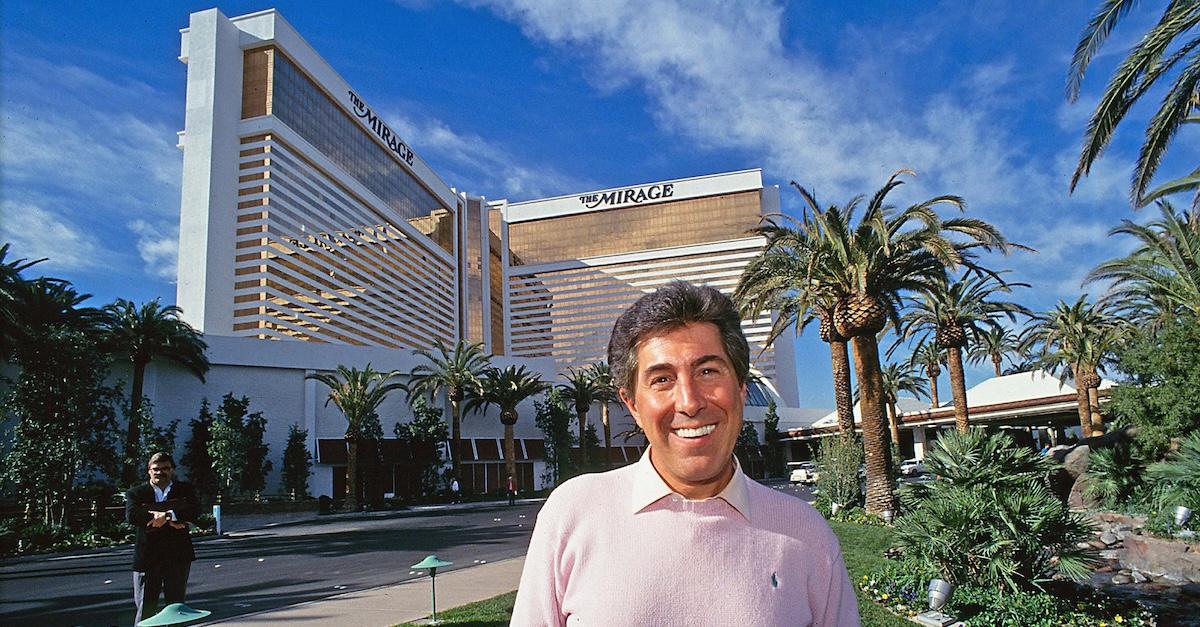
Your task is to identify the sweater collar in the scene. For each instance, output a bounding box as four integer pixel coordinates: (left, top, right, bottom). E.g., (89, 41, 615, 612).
(629, 446, 751, 521)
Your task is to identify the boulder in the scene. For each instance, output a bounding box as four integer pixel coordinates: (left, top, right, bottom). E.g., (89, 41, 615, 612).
(1069, 474, 1100, 510)
(1120, 535, 1200, 583)
(1100, 531, 1119, 546)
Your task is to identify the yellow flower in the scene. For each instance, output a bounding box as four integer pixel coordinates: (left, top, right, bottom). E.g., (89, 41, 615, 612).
(1100, 622, 1108, 627)
(881, 594, 889, 600)
(1115, 617, 1124, 624)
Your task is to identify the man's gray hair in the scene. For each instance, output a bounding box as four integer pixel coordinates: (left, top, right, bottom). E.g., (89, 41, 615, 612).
(606, 281, 750, 393)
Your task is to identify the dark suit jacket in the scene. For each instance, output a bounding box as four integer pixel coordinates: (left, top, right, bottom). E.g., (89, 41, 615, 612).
(125, 481, 200, 571)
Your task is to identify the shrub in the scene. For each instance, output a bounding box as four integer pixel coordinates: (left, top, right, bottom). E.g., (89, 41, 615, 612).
(1145, 431, 1200, 521)
(814, 435, 863, 510)
(1082, 444, 1146, 509)
(895, 430, 1095, 592)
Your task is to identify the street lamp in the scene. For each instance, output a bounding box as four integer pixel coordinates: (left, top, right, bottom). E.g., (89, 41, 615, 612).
(412, 554, 453, 624)
(137, 603, 211, 626)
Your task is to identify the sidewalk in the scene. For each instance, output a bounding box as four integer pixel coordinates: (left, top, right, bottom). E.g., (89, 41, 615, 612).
(203, 555, 525, 626)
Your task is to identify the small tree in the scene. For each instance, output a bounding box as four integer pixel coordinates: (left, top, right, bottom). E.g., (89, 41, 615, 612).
(535, 388, 577, 487)
(281, 424, 312, 499)
(395, 396, 449, 499)
(734, 420, 759, 472)
(814, 434, 864, 511)
(181, 399, 218, 501)
(240, 409, 271, 498)
(208, 393, 249, 501)
(763, 400, 786, 478)
(130, 396, 179, 462)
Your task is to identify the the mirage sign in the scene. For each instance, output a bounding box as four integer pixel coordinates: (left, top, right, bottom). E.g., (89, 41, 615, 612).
(348, 90, 415, 166)
(579, 183, 674, 209)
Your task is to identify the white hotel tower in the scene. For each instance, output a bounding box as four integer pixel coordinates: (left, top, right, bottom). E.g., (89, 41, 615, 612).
(168, 8, 797, 495)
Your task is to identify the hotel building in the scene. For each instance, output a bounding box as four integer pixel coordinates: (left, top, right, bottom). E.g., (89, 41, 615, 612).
(165, 8, 796, 496)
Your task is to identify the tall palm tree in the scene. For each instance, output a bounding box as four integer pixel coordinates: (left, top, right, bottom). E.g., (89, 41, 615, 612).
(879, 362, 929, 447)
(586, 362, 620, 467)
(557, 367, 599, 466)
(1067, 1, 1200, 206)
(406, 339, 491, 479)
(909, 340, 945, 408)
(102, 298, 209, 484)
(307, 365, 404, 511)
(896, 272, 1030, 433)
(1021, 297, 1125, 437)
(1087, 201, 1200, 320)
(967, 326, 1026, 377)
(802, 170, 1021, 514)
(734, 205, 854, 440)
(464, 365, 547, 482)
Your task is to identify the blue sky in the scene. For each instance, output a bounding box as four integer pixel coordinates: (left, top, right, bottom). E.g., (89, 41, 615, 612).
(1, 1, 1193, 409)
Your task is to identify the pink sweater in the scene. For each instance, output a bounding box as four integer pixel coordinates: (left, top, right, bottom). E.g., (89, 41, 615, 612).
(511, 453, 860, 626)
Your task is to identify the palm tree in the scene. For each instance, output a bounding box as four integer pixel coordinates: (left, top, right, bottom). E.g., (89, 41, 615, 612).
(896, 272, 1030, 433)
(586, 362, 621, 467)
(801, 170, 1021, 514)
(0, 243, 46, 358)
(1087, 202, 1200, 320)
(306, 365, 404, 511)
(1067, 1, 1200, 206)
(464, 365, 547, 482)
(909, 341, 945, 408)
(733, 208, 856, 440)
(557, 367, 599, 466)
(967, 326, 1026, 377)
(1021, 297, 1125, 437)
(406, 339, 491, 479)
(102, 298, 209, 484)
(879, 362, 929, 446)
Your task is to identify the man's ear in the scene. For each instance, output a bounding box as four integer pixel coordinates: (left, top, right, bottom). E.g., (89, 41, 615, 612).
(619, 387, 641, 425)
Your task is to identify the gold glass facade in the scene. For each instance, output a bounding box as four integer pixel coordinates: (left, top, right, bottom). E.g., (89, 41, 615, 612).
(507, 190, 761, 265)
(241, 47, 449, 229)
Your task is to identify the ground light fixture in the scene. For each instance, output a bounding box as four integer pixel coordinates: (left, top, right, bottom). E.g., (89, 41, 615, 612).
(136, 603, 211, 626)
(412, 554, 453, 624)
(881, 509, 894, 525)
(913, 579, 956, 627)
(1174, 505, 1193, 528)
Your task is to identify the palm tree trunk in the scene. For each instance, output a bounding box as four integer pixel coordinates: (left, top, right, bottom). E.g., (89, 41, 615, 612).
(946, 346, 970, 433)
(1072, 365, 1091, 437)
(887, 401, 900, 448)
(578, 410, 588, 466)
(601, 403, 612, 469)
(830, 340, 855, 439)
(345, 435, 359, 512)
(123, 358, 149, 485)
(450, 398, 462, 481)
(991, 354, 1002, 377)
(1087, 385, 1104, 435)
(504, 423, 517, 482)
(848, 335, 896, 515)
(928, 368, 940, 407)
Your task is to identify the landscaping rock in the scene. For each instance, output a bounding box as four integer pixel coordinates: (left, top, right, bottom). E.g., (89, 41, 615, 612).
(1099, 549, 1120, 560)
(1132, 570, 1148, 583)
(1100, 531, 1119, 546)
(1121, 535, 1200, 584)
(1111, 574, 1133, 584)
(1089, 539, 1108, 550)
(1068, 474, 1099, 510)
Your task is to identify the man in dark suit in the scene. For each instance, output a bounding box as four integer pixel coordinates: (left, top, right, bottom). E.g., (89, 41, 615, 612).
(125, 452, 200, 625)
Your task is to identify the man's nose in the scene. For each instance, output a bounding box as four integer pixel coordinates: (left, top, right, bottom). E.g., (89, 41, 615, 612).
(674, 376, 706, 417)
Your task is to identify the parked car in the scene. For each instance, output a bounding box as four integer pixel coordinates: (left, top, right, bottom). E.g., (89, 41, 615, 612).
(899, 458, 926, 476)
(789, 462, 819, 484)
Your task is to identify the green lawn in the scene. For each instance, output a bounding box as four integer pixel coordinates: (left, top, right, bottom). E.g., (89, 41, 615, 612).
(401, 522, 906, 626)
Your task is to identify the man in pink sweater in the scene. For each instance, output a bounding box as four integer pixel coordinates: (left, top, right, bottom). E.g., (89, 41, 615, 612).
(512, 282, 860, 626)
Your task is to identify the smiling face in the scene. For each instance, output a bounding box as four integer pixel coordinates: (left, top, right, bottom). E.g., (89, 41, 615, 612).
(619, 322, 747, 499)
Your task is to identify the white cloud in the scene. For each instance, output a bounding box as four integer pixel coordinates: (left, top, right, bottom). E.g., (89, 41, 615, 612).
(0, 201, 106, 272)
(128, 220, 179, 282)
(385, 110, 592, 200)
